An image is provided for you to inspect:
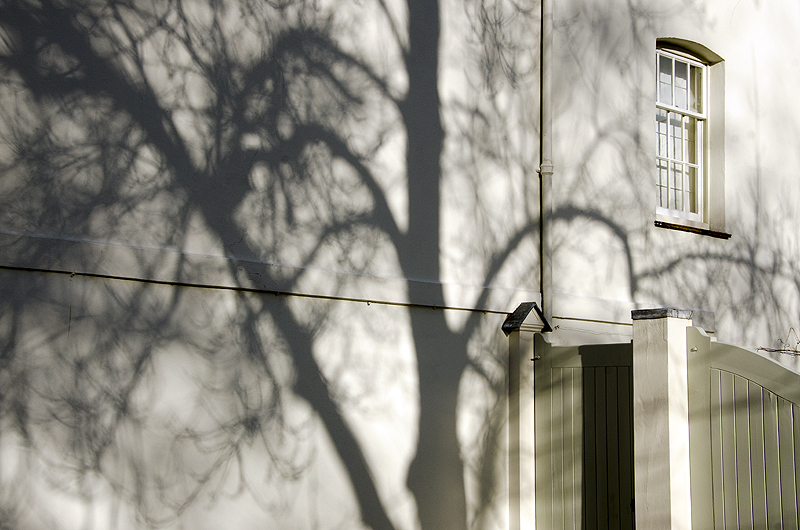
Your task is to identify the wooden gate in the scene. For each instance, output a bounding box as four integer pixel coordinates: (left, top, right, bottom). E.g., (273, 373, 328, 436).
(533, 335, 635, 529)
(688, 327, 800, 528)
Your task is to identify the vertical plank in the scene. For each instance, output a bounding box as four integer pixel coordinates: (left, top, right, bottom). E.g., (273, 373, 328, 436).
(709, 369, 726, 529)
(733, 375, 754, 527)
(595, 367, 608, 527)
(688, 328, 715, 530)
(748, 382, 767, 528)
(719, 371, 739, 527)
(534, 336, 553, 530)
(617, 366, 634, 530)
(563, 367, 576, 530)
(571, 366, 583, 530)
(583, 367, 597, 530)
(606, 368, 621, 528)
(793, 403, 800, 530)
(763, 391, 782, 527)
(552, 367, 565, 530)
(778, 398, 798, 526)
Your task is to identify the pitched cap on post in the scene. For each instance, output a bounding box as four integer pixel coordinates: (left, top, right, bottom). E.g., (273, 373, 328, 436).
(502, 302, 552, 335)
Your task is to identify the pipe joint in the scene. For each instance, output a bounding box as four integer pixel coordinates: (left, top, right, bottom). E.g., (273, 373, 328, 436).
(538, 161, 554, 176)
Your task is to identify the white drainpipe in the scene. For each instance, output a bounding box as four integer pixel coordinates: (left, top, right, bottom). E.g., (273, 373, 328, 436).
(539, 0, 554, 325)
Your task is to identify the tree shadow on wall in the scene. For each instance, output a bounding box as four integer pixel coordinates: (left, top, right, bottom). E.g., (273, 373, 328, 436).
(548, 0, 800, 352)
(0, 1, 545, 529)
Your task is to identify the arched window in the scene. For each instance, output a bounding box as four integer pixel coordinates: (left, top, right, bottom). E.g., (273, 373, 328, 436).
(655, 39, 727, 237)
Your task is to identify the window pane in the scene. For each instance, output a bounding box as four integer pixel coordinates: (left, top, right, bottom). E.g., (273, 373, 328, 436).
(670, 113, 683, 160)
(690, 64, 703, 113)
(674, 60, 688, 110)
(671, 163, 683, 211)
(686, 116, 697, 164)
(658, 160, 669, 208)
(656, 109, 669, 157)
(659, 55, 673, 105)
(687, 166, 698, 213)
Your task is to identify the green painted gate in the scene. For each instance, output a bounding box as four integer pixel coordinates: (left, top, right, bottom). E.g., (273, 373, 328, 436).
(533, 335, 635, 529)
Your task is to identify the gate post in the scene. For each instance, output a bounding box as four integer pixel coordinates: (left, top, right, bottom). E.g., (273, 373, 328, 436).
(631, 308, 693, 530)
(504, 302, 550, 530)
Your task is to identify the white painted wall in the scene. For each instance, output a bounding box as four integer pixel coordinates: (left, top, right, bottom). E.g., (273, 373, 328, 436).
(1, 0, 799, 528)
(0, 1, 534, 528)
(549, 0, 800, 360)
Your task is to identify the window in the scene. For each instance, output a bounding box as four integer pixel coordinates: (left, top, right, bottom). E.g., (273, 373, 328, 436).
(654, 40, 727, 237)
(656, 49, 706, 222)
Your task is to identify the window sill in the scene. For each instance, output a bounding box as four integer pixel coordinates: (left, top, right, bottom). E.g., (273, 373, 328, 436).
(655, 219, 731, 239)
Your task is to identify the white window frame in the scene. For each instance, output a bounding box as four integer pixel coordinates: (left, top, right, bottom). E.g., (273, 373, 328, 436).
(656, 49, 708, 223)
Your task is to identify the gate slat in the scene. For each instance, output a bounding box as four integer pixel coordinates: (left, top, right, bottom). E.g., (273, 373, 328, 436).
(748, 381, 768, 527)
(606, 368, 621, 528)
(778, 398, 798, 526)
(617, 366, 633, 530)
(733, 375, 754, 527)
(583, 366, 597, 530)
(709, 369, 725, 529)
(719, 371, 739, 527)
(763, 391, 782, 528)
(595, 368, 609, 527)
